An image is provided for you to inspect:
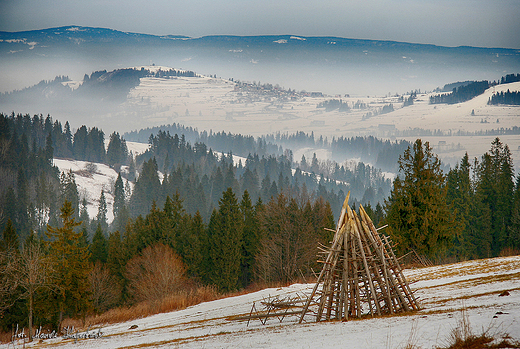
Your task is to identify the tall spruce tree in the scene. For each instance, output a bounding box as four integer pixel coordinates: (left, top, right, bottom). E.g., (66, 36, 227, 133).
(130, 158, 161, 216)
(207, 188, 243, 292)
(385, 139, 458, 259)
(470, 154, 494, 257)
(445, 153, 472, 258)
(60, 170, 79, 217)
(46, 201, 91, 325)
(96, 189, 108, 233)
(90, 223, 108, 264)
(473, 138, 515, 256)
(106, 132, 128, 169)
(240, 190, 260, 287)
(180, 211, 204, 278)
(112, 172, 128, 232)
(509, 175, 520, 251)
(0, 219, 19, 252)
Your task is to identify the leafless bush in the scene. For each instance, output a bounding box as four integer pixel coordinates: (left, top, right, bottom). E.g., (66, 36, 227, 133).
(125, 243, 186, 304)
(89, 262, 122, 313)
(84, 162, 98, 174)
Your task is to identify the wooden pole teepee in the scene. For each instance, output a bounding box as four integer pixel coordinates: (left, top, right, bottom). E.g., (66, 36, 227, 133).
(298, 192, 420, 323)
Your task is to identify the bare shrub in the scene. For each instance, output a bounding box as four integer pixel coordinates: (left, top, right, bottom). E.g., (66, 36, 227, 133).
(499, 246, 520, 257)
(85, 162, 98, 174)
(125, 243, 186, 304)
(89, 261, 122, 314)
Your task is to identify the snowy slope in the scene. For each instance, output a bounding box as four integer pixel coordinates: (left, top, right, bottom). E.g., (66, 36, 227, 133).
(6, 255, 519, 348)
(53, 159, 119, 223)
(121, 74, 520, 171)
(52, 141, 148, 224)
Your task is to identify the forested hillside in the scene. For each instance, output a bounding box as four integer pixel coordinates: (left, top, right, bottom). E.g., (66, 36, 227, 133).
(0, 67, 198, 105)
(1, 111, 520, 339)
(429, 73, 520, 105)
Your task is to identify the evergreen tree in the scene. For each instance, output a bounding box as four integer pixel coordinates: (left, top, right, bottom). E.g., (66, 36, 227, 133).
(63, 121, 73, 157)
(0, 218, 19, 252)
(45, 132, 53, 165)
(493, 140, 514, 252)
(112, 172, 128, 232)
(106, 231, 126, 289)
(473, 138, 515, 256)
(130, 158, 161, 216)
(509, 175, 520, 251)
(240, 190, 260, 287)
(90, 223, 108, 264)
(445, 153, 472, 258)
(470, 154, 495, 257)
(385, 139, 458, 259)
(46, 201, 91, 325)
(60, 170, 79, 217)
(207, 188, 243, 291)
(96, 189, 108, 233)
(180, 211, 204, 278)
(79, 197, 90, 233)
(106, 132, 128, 169)
(73, 125, 88, 160)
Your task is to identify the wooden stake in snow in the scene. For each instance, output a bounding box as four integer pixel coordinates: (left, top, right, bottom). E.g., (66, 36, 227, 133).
(298, 192, 420, 323)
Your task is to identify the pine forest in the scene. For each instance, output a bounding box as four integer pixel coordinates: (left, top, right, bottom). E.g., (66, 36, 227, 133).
(1, 111, 520, 337)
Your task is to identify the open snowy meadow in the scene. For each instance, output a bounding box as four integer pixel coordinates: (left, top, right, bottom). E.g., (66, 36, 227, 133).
(119, 71, 520, 171)
(5, 255, 519, 349)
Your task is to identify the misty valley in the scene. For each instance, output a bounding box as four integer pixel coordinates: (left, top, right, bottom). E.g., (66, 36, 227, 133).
(1, 26, 520, 349)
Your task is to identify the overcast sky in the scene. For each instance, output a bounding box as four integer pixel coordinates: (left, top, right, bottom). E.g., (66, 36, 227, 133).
(1, 0, 519, 49)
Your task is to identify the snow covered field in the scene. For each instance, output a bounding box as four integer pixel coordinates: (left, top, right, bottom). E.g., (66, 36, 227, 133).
(6, 255, 519, 349)
(119, 71, 520, 171)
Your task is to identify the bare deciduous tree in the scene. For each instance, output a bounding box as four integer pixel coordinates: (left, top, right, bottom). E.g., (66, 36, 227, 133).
(89, 261, 121, 313)
(256, 194, 316, 284)
(0, 249, 19, 313)
(14, 243, 52, 341)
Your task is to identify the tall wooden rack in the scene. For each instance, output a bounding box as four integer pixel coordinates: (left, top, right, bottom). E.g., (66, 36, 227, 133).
(299, 193, 420, 323)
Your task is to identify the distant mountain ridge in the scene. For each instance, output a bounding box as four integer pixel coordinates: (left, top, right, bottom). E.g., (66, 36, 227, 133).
(1, 25, 520, 96)
(1, 25, 518, 52)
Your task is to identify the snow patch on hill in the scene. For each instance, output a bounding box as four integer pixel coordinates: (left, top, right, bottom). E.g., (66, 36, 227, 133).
(53, 159, 129, 224)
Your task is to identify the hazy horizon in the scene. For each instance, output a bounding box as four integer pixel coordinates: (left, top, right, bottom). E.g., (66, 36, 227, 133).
(1, 0, 519, 49)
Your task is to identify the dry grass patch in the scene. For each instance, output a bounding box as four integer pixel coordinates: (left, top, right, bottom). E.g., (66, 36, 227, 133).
(406, 256, 520, 284)
(434, 309, 520, 349)
(81, 285, 219, 328)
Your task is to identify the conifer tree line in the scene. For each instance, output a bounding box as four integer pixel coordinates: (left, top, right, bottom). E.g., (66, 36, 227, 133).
(2, 109, 519, 337)
(0, 67, 199, 105)
(0, 113, 129, 238)
(429, 73, 520, 105)
(429, 81, 490, 104)
(124, 125, 414, 173)
(0, 111, 374, 335)
(1, 188, 334, 336)
(0, 112, 391, 238)
(385, 138, 520, 261)
(488, 90, 520, 105)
